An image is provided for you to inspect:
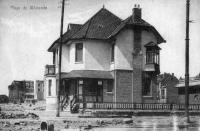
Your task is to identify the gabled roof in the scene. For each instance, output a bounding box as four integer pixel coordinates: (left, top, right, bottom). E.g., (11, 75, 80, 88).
(48, 7, 166, 52)
(48, 23, 82, 52)
(109, 16, 166, 44)
(175, 78, 200, 88)
(71, 8, 122, 40)
(158, 73, 178, 87)
(145, 41, 161, 50)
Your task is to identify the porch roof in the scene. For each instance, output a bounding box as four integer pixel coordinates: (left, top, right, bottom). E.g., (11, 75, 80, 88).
(59, 70, 114, 79)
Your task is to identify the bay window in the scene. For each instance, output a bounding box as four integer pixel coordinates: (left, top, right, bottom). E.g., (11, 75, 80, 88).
(145, 42, 160, 65)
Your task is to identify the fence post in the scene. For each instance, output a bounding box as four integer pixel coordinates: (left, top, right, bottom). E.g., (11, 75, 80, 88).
(170, 103, 173, 110)
(93, 102, 96, 109)
(41, 122, 47, 131)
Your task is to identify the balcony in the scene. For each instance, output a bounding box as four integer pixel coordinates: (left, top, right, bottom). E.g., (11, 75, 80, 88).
(45, 65, 55, 76)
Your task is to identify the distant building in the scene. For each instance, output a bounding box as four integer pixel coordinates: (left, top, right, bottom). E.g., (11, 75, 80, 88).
(24, 81, 34, 103)
(34, 80, 45, 100)
(8, 80, 44, 103)
(175, 77, 200, 104)
(8, 81, 25, 103)
(0, 95, 9, 103)
(158, 73, 179, 103)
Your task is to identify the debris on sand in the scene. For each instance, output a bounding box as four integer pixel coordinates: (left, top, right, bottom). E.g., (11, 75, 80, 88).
(26, 112, 39, 119)
(3, 121, 11, 127)
(0, 112, 39, 119)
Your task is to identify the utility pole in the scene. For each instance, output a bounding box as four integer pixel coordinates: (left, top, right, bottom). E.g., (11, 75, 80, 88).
(56, 0, 65, 117)
(185, 0, 190, 123)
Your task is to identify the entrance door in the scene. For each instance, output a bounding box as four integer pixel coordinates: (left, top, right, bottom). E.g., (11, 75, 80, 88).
(77, 80, 83, 102)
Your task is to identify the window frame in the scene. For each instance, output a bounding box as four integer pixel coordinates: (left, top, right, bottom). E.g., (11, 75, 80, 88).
(146, 47, 159, 64)
(142, 72, 152, 96)
(107, 80, 113, 93)
(48, 79, 52, 96)
(111, 44, 115, 63)
(75, 43, 83, 63)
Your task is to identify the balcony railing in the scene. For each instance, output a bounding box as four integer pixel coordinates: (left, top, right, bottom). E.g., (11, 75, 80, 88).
(45, 65, 55, 76)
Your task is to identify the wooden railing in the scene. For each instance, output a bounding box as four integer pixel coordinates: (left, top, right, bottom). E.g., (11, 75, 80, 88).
(60, 95, 69, 111)
(70, 95, 79, 113)
(79, 102, 200, 110)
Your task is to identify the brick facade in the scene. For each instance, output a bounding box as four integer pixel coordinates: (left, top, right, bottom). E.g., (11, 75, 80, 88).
(166, 81, 179, 104)
(113, 69, 158, 103)
(142, 75, 157, 103)
(115, 70, 133, 102)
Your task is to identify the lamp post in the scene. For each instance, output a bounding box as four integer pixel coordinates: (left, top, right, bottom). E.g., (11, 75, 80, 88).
(56, 0, 65, 117)
(185, 0, 190, 123)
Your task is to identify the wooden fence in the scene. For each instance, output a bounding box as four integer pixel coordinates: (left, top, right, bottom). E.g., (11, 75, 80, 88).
(79, 102, 200, 110)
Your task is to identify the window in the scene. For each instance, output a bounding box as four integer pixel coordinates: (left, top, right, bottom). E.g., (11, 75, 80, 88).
(142, 72, 152, 96)
(48, 80, 52, 96)
(161, 89, 165, 99)
(53, 51, 56, 65)
(146, 48, 159, 64)
(75, 43, 83, 62)
(111, 44, 114, 62)
(107, 80, 113, 93)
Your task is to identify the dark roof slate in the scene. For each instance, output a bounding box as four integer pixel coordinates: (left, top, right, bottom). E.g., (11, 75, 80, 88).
(48, 23, 82, 51)
(109, 16, 165, 44)
(48, 7, 166, 52)
(144, 41, 161, 50)
(72, 8, 122, 39)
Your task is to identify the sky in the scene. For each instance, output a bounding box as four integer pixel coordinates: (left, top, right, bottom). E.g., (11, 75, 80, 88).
(0, 0, 200, 95)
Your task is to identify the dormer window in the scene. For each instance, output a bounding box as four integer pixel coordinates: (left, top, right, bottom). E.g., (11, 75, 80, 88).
(145, 42, 160, 65)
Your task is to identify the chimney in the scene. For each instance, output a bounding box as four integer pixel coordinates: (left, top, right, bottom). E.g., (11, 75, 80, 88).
(132, 4, 142, 21)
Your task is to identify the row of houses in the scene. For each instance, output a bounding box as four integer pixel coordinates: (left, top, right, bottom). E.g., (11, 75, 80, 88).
(8, 80, 45, 103)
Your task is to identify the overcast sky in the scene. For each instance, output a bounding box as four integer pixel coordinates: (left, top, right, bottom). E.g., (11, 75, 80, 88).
(0, 0, 200, 95)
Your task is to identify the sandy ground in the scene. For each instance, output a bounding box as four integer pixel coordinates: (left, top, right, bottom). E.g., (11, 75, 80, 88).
(1, 102, 200, 131)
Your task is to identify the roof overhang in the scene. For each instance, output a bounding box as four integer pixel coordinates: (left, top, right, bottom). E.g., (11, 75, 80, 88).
(57, 70, 114, 79)
(175, 81, 200, 88)
(109, 23, 166, 44)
